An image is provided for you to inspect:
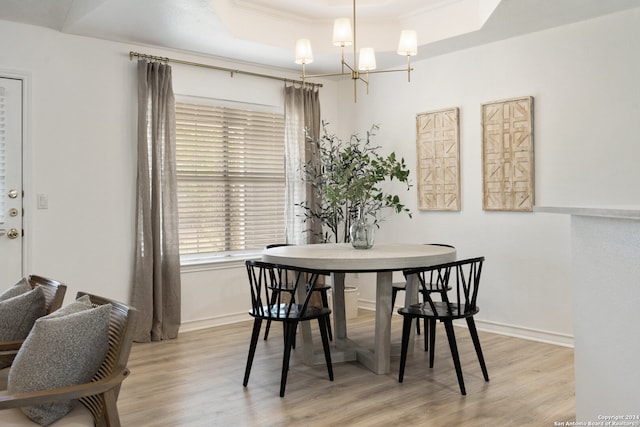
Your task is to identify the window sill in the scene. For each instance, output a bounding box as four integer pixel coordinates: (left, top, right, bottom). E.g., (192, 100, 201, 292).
(180, 251, 262, 273)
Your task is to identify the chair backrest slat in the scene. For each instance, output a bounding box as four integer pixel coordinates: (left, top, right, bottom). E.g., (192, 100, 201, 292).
(407, 257, 484, 316)
(425, 244, 455, 292)
(75, 292, 137, 425)
(246, 260, 328, 321)
(28, 275, 67, 315)
(470, 259, 483, 309)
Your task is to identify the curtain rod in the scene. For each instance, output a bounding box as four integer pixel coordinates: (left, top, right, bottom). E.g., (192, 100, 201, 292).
(129, 51, 322, 88)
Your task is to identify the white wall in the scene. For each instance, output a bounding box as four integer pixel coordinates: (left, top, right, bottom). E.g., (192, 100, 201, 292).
(1, 22, 138, 304)
(2, 6, 639, 345)
(0, 19, 339, 327)
(335, 7, 640, 345)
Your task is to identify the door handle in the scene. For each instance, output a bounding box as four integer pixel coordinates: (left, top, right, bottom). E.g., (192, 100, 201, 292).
(6, 228, 19, 239)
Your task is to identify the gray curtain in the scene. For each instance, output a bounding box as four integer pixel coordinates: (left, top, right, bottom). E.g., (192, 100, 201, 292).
(131, 60, 181, 342)
(284, 85, 321, 244)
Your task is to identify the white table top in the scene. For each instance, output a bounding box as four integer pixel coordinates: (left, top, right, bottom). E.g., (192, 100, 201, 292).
(262, 243, 457, 272)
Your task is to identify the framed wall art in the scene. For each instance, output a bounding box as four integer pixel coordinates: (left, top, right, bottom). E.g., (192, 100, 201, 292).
(481, 96, 534, 212)
(416, 107, 460, 211)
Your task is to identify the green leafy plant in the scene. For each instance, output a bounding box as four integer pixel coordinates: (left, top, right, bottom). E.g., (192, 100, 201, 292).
(298, 122, 412, 243)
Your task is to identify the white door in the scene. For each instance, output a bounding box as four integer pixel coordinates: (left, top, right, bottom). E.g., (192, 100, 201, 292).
(0, 77, 24, 283)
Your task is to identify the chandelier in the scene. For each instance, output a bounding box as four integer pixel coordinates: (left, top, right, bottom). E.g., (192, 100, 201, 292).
(294, 0, 418, 102)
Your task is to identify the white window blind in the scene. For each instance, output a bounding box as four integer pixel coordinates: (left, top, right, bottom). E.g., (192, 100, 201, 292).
(175, 101, 286, 256)
(0, 87, 6, 223)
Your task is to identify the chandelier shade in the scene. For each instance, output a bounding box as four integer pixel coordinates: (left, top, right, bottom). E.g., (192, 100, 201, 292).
(332, 18, 353, 47)
(397, 30, 418, 56)
(358, 48, 376, 71)
(294, 38, 313, 65)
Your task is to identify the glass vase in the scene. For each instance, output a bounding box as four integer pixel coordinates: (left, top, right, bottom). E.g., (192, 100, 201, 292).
(350, 216, 375, 249)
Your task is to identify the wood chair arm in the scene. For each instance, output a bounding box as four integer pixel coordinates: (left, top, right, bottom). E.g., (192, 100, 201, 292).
(0, 340, 23, 352)
(0, 344, 21, 366)
(0, 367, 130, 410)
(0, 351, 19, 366)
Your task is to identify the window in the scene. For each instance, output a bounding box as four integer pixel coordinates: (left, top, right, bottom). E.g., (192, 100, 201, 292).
(175, 100, 286, 258)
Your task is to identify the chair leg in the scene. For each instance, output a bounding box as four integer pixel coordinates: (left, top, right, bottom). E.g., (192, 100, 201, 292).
(319, 289, 333, 341)
(423, 318, 428, 352)
(443, 320, 466, 395)
(281, 322, 298, 349)
(263, 319, 272, 340)
(467, 317, 489, 382)
(318, 316, 334, 381)
(391, 288, 398, 312)
(102, 389, 121, 427)
(243, 318, 262, 387)
(280, 321, 297, 397)
(428, 319, 436, 367)
(292, 323, 297, 349)
(282, 323, 287, 346)
(393, 289, 420, 335)
(398, 315, 413, 383)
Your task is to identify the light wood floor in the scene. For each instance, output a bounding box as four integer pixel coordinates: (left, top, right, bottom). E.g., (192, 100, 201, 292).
(118, 310, 575, 426)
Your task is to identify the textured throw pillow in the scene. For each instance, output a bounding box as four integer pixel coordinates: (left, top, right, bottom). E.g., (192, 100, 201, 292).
(8, 303, 112, 426)
(0, 286, 46, 341)
(46, 294, 93, 318)
(0, 277, 32, 301)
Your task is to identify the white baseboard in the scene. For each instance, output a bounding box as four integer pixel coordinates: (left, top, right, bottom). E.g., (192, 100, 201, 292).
(179, 312, 249, 333)
(362, 299, 574, 348)
(180, 301, 574, 349)
(470, 319, 574, 348)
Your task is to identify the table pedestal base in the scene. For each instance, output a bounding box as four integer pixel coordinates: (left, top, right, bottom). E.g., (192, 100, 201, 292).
(298, 272, 419, 375)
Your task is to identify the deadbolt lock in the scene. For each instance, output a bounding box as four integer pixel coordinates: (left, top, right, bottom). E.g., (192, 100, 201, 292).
(8, 189, 18, 199)
(8, 208, 19, 217)
(7, 228, 20, 239)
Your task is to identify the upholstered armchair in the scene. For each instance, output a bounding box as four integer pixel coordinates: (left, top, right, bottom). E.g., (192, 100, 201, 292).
(0, 292, 137, 426)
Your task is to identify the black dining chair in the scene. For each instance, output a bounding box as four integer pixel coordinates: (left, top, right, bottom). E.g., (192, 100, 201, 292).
(243, 260, 334, 397)
(397, 257, 489, 395)
(391, 244, 454, 350)
(262, 244, 333, 342)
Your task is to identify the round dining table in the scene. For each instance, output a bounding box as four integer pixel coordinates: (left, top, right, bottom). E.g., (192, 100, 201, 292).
(262, 243, 457, 375)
